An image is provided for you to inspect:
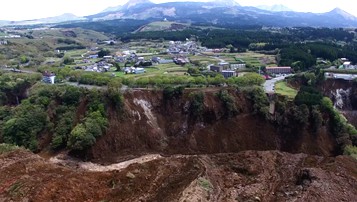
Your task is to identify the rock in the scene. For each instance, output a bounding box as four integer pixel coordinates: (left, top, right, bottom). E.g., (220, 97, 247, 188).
(126, 172, 136, 179)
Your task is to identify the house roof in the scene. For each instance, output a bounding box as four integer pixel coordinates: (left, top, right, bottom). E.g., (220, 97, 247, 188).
(266, 66, 291, 69)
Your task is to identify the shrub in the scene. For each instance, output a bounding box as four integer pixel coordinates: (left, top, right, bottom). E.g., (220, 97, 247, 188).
(311, 106, 323, 132)
(2, 105, 48, 151)
(0, 144, 20, 155)
(294, 86, 323, 106)
(67, 123, 96, 151)
(344, 145, 357, 160)
(244, 86, 269, 118)
(189, 92, 205, 119)
(163, 86, 184, 101)
(216, 90, 238, 118)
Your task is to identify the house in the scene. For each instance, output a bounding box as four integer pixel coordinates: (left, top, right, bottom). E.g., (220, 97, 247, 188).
(124, 67, 146, 74)
(103, 55, 113, 60)
(0, 40, 8, 45)
(218, 62, 230, 69)
(158, 59, 173, 64)
(152, 56, 161, 63)
(88, 54, 98, 59)
(42, 71, 56, 84)
(266, 66, 292, 74)
(230, 63, 246, 70)
(134, 68, 145, 74)
(221, 70, 237, 78)
(210, 65, 223, 72)
(343, 61, 352, 69)
(174, 57, 189, 65)
(341, 58, 349, 62)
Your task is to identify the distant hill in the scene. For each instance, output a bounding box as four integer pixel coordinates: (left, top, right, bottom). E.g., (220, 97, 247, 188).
(4, 13, 85, 26)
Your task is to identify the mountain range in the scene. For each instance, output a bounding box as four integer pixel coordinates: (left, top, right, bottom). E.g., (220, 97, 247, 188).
(1, 0, 357, 28)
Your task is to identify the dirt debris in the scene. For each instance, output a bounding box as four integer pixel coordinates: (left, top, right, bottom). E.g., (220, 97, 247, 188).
(1, 149, 357, 202)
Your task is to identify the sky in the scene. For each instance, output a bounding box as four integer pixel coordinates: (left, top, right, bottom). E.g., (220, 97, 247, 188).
(0, 0, 355, 21)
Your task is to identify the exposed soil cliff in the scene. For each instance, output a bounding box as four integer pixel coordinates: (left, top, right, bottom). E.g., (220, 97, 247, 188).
(88, 88, 338, 163)
(1, 149, 356, 202)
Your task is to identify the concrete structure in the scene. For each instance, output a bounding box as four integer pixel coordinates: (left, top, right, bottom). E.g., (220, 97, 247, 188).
(266, 66, 292, 74)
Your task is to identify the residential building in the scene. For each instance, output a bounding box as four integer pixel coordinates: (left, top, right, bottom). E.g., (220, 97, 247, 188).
(221, 70, 237, 78)
(42, 71, 56, 84)
(230, 63, 246, 70)
(218, 62, 230, 69)
(210, 65, 223, 72)
(266, 66, 292, 74)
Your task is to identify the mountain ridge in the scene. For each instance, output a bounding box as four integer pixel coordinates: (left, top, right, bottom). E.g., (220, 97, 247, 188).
(1, 1, 357, 28)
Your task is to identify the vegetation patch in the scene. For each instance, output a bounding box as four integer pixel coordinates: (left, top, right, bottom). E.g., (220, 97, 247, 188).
(216, 90, 239, 118)
(189, 91, 205, 120)
(0, 144, 20, 155)
(198, 177, 213, 191)
(275, 81, 298, 100)
(344, 145, 357, 160)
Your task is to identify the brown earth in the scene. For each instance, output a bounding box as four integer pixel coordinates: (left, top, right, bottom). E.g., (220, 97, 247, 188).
(87, 88, 338, 163)
(1, 149, 357, 202)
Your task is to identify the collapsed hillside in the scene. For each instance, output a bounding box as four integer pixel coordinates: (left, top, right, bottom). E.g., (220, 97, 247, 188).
(1, 148, 356, 202)
(88, 87, 339, 163)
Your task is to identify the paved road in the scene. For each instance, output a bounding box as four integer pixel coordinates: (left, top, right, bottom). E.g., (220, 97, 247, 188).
(263, 75, 291, 93)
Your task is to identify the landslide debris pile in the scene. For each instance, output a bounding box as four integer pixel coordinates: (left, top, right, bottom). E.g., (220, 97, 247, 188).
(1, 149, 356, 202)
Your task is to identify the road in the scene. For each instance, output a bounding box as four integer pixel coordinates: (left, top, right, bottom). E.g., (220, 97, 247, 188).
(1, 67, 37, 74)
(263, 75, 290, 93)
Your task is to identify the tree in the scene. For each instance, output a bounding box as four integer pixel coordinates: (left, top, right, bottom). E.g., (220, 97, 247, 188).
(98, 49, 111, 58)
(20, 55, 29, 64)
(114, 63, 121, 72)
(67, 123, 96, 151)
(63, 56, 74, 65)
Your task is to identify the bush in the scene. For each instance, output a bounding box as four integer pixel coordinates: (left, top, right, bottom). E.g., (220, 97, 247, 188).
(294, 86, 323, 106)
(0, 144, 20, 154)
(2, 105, 48, 151)
(311, 106, 323, 132)
(344, 145, 357, 160)
(216, 90, 238, 118)
(244, 86, 269, 118)
(163, 86, 184, 101)
(189, 92, 205, 119)
(67, 123, 96, 151)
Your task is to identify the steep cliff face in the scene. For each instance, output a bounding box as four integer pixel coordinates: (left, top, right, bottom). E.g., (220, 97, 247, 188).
(88, 88, 338, 163)
(319, 79, 357, 110)
(319, 79, 357, 129)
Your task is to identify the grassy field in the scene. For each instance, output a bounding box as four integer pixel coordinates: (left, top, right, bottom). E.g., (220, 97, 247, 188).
(109, 63, 188, 79)
(138, 21, 189, 32)
(275, 81, 298, 100)
(189, 55, 219, 66)
(234, 52, 277, 67)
